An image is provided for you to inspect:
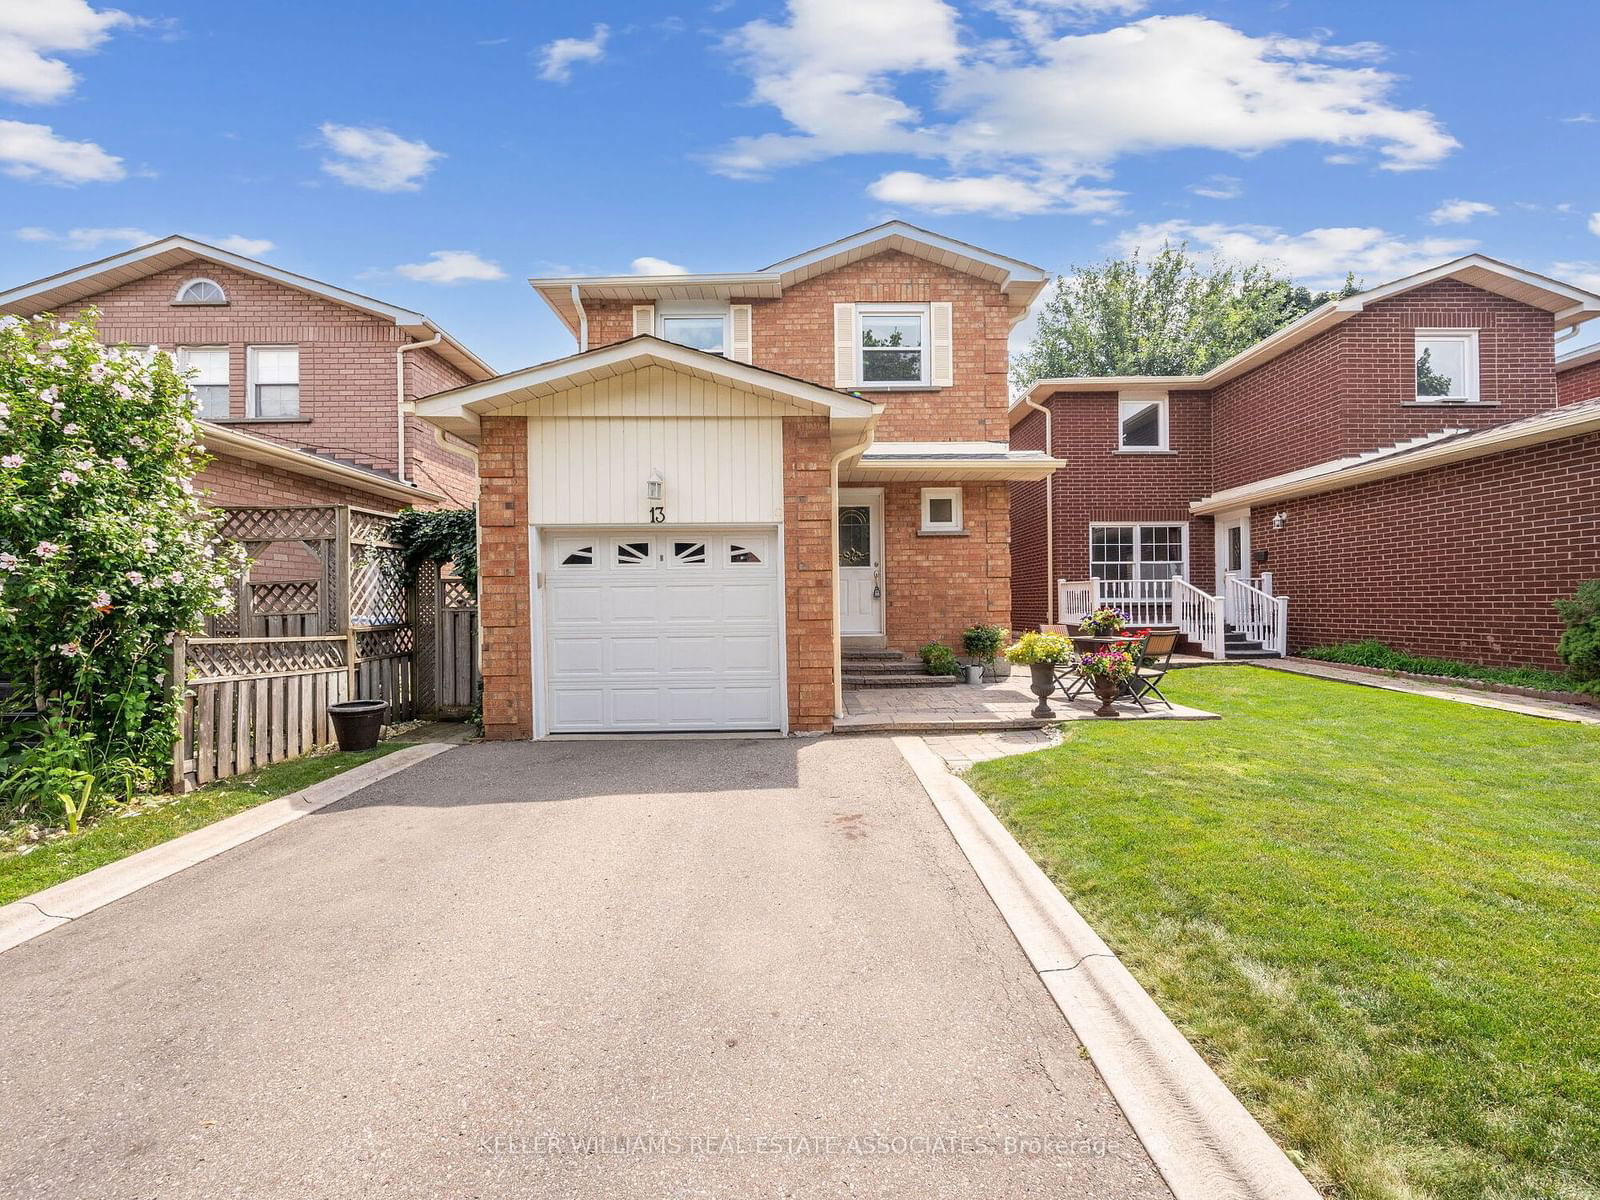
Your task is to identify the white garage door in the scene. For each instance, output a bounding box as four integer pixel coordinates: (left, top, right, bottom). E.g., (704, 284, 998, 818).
(543, 528, 784, 733)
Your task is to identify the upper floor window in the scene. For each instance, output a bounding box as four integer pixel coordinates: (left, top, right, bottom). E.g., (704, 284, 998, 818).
(659, 305, 728, 355)
(858, 305, 927, 386)
(247, 345, 299, 418)
(1118, 394, 1168, 451)
(174, 277, 226, 305)
(176, 346, 229, 420)
(1414, 329, 1479, 403)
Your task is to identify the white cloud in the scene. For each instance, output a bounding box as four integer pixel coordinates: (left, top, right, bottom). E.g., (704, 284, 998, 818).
(537, 24, 609, 83)
(318, 123, 442, 192)
(0, 0, 135, 104)
(15, 227, 275, 255)
(712, 6, 1457, 216)
(204, 234, 275, 256)
(393, 250, 506, 284)
(1115, 220, 1476, 287)
(0, 118, 123, 183)
(1589, 212, 1600, 238)
(1561, 113, 1596, 124)
(1188, 173, 1242, 200)
(868, 169, 1120, 215)
(1553, 261, 1600, 292)
(1428, 198, 1496, 225)
(630, 255, 689, 275)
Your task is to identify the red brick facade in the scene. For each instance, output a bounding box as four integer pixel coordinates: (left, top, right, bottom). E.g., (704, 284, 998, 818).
(783, 417, 837, 731)
(1014, 278, 1596, 668)
(476, 416, 533, 740)
(1251, 430, 1600, 666)
(1557, 356, 1600, 407)
(57, 257, 477, 508)
(880, 482, 1011, 653)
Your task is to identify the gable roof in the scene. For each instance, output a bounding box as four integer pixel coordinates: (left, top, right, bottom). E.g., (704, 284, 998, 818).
(531, 221, 1050, 335)
(200, 421, 444, 507)
(1190, 396, 1600, 514)
(411, 335, 880, 443)
(0, 236, 496, 382)
(1012, 254, 1600, 423)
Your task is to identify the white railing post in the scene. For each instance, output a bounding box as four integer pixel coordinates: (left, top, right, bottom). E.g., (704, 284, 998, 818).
(1274, 595, 1289, 656)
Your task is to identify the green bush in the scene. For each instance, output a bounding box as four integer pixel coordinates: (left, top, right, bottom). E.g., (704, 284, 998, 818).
(1554, 580, 1600, 684)
(390, 506, 477, 591)
(919, 641, 961, 677)
(961, 623, 1007, 664)
(1299, 640, 1579, 694)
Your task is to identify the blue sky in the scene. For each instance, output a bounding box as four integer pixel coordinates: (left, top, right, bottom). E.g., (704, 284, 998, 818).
(3, 0, 1598, 371)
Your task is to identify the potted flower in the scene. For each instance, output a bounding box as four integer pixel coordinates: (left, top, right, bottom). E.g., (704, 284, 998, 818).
(1077, 605, 1128, 637)
(1003, 631, 1075, 717)
(961, 624, 1008, 684)
(1072, 646, 1138, 717)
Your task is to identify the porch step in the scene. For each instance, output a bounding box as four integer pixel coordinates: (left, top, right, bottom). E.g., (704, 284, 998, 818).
(842, 657, 920, 674)
(842, 649, 906, 662)
(842, 673, 957, 688)
(1225, 649, 1283, 660)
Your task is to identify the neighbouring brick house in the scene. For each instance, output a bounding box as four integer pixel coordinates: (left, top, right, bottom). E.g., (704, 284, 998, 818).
(414, 223, 1060, 737)
(0, 236, 494, 518)
(1012, 255, 1600, 668)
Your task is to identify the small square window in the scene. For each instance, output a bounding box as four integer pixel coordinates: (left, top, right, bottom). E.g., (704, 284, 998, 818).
(1118, 396, 1167, 450)
(920, 487, 963, 533)
(1415, 329, 1479, 402)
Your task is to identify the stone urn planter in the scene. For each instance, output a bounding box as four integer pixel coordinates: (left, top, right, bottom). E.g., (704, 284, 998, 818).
(1089, 677, 1122, 718)
(328, 698, 388, 751)
(1027, 663, 1058, 718)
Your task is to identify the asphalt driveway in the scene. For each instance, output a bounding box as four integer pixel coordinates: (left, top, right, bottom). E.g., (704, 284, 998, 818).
(0, 736, 1169, 1199)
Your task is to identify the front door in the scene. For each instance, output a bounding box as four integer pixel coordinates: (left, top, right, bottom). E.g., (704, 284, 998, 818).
(1214, 509, 1251, 611)
(837, 488, 884, 636)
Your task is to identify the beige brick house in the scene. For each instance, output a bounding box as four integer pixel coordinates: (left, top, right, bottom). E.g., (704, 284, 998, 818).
(0, 236, 494, 514)
(415, 223, 1062, 737)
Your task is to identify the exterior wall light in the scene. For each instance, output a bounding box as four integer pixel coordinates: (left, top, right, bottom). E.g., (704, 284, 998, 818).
(1272, 511, 1287, 531)
(646, 470, 664, 502)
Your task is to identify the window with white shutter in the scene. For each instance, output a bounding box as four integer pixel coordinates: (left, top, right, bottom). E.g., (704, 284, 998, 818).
(729, 304, 753, 363)
(632, 305, 656, 337)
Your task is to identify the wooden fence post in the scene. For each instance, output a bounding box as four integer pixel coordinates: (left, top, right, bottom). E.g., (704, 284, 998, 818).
(168, 633, 192, 795)
(335, 505, 359, 698)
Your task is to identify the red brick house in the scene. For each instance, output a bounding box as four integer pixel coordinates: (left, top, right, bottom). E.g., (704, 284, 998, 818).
(1012, 256, 1600, 668)
(0, 236, 494, 513)
(414, 223, 1060, 737)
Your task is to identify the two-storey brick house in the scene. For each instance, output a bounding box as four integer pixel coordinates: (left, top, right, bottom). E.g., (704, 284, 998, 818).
(0, 237, 493, 515)
(414, 223, 1061, 737)
(1012, 256, 1600, 668)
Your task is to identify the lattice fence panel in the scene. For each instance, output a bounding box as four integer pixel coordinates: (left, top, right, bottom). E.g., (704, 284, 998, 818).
(442, 578, 475, 610)
(187, 637, 347, 681)
(350, 547, 407, 627)
(251, 579, 319, 615)
(220, 506, 338, 543)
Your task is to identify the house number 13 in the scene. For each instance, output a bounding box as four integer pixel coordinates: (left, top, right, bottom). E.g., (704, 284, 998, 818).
(649, 506, 665, 523)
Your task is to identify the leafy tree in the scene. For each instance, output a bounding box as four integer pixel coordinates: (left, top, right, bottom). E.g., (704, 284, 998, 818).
(0, 312, 243, 814)
(1011, 243, 1361, 389)
(1416, 348, 1454, 397)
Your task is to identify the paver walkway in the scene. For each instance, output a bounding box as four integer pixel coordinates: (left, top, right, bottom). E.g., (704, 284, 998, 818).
(840, 676, 1218, 732)
(0, 736, 1170, 1200)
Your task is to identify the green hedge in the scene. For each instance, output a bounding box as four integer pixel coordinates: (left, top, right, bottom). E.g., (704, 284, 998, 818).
(1299, 640, 1590, 695)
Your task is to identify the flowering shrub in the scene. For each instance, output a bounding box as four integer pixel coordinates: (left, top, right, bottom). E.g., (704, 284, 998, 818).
(0, 311, 244, 820)
(1078, 606, 1128, 636)
(1072, 646, 1138, 685)
(1003, 631, 1075, 665)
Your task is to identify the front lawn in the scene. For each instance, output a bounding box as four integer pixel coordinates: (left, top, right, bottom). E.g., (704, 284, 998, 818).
(0, 744, 402, 907)
(968, 668, 1599, 1200)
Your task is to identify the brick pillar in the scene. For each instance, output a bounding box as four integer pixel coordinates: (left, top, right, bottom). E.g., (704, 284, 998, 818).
(783, 416, 836, 732)
(476, 415, 533, 739)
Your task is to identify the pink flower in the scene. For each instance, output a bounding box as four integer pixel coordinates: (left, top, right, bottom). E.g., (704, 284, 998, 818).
(110, 456, 129, 470)
(62, 423, 80, 436)
(57, 469, 80, 486)
(111, 382, 132, 399)
(38, 386, 57, 404)
(0, 553, 16, 571)
(33, 541, 60, 559)
(167, 570, 184, 585)
(56, 641, 82, 658)
(1, 454, 21, 469)
(125, 569, 145, 585)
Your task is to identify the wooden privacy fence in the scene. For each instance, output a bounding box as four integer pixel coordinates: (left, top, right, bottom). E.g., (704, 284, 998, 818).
(170, 504, 473, 793)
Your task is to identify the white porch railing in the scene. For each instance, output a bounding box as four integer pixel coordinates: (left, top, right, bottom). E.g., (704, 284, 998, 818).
(1172, 577, 1225, 659)
(1225, 575, 1289, 655)
(1057, 579, 1093, 622)
(1091, 577, 1176, 628)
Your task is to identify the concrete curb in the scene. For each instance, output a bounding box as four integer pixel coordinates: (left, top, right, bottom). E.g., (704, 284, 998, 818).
(0, 742, 455, 956)
(893, 735, 1319, 1200)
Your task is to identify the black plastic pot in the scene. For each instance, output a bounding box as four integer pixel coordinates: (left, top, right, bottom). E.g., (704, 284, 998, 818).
(328, 699, 388, 752)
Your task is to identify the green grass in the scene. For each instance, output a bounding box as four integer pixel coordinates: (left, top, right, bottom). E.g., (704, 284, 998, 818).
(1301, 639, 1590, 696)
(0, 744, 402, 907)
(968, 668, 1600, 1200)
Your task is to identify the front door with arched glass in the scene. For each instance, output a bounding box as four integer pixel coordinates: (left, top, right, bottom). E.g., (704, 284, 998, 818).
(837, 488, 884, 636)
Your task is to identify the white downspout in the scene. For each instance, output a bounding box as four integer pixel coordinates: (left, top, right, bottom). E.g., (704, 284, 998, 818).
(572, 283, 589, 353)
(396, 332, 443, 486)
(1022, 393, 1055, 625)
(830, 418, 878, 719)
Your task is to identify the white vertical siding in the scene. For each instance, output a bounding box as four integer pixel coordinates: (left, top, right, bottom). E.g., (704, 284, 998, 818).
(523, 367, 786, 525)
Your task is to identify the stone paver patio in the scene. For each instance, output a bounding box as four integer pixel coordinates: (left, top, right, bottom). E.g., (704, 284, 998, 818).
(838, 674, 1219, 733)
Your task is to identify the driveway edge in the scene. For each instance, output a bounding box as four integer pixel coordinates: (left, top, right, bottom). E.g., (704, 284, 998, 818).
(0, 742, 455, 955)
(892, 734, 1319, 1200)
